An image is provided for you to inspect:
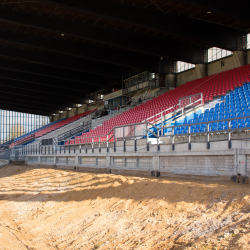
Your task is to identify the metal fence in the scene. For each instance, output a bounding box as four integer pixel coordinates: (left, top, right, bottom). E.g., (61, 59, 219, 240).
(14, 93, 250, 156)
(16, 114, 250, 157)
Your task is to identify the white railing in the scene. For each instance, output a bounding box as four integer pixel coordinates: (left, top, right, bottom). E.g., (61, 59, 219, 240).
(146, 93, 203, 125)
(17, 93, 205, 155)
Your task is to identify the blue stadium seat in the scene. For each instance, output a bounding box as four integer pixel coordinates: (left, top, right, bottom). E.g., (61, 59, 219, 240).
(231, 120, 238, 129)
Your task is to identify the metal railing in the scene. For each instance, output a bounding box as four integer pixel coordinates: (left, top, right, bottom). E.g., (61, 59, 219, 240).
(57, 121, 92, 142)
(16, 93, 250, 156)
(16, 113, 250, 156)
(145, 93, 203, 125)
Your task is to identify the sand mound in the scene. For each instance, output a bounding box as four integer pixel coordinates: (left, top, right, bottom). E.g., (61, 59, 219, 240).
(0, 165, 250, 250)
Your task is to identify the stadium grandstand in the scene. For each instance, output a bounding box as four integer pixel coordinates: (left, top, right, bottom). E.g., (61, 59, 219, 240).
(0, 0, 250, 181)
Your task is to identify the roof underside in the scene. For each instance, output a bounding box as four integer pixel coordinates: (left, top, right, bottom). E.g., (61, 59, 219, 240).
(0, 0, 248, 115)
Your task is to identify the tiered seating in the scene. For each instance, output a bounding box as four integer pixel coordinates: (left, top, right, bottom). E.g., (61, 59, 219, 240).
(35, 110, 96, 137)
(174, 82, 250, 134)
(10, 109, 96, 148)
(67, 64, 250, 144)
(9, 119, 65, 148)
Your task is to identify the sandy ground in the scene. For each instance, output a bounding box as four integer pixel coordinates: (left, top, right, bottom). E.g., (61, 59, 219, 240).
(0, 165, 250, 250)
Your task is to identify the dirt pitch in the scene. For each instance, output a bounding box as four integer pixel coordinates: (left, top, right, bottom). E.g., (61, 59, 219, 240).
(0, 165, 250, 250)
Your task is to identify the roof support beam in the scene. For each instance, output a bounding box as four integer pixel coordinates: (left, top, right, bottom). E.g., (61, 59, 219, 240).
(0, 79, 86, 104)
(0, 9, 205, 63)
(0, 92, 74, 110)
(0, 96, 69, 112)
(35, 0, 244, 50)
(0, 47, 127, 79)
(0, 68, 104, 95)
(0, 102, 57, 115)
(170, 0, 250, 27)
(0, 31, 177, 72)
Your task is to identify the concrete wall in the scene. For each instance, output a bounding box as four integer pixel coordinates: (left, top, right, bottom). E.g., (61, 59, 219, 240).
(246, 50, 250, 65)
(22, 138, 250, 179)
(207, 51, 245, 76)
(159, 155, 235, 176)
(176, 51, 248, 87)
(177, 64, 206, 87)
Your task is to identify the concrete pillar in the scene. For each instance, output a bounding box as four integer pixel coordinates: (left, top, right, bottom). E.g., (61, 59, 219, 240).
(195, 64, 206, 79)
(233, 51, 245, 68)
(106, 155, 111, 168)
(166, 74, 175, 88)
(75, 155, 79, 167)
(153, 156, 159, 170)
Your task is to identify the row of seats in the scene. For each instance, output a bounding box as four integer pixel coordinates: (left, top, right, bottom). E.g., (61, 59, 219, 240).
(66, 64, 250, 144)
(9, 119, 66, 148)
(35, 110, 96, 138)
(174, 82, 250, 134)
(10, 109, 97, 148)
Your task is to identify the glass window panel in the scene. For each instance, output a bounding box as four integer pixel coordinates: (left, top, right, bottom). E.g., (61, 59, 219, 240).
(207, 47, 232, 62)
(0, 109, 50, 143)
(177, 61, 195, 73)
(221, 49, 227, 58)
(124, 125, 135, 137)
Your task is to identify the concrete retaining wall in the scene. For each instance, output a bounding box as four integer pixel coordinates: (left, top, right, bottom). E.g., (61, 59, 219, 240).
(159, 155, 235, 176)
(22, 138, 250, 179)
(0, 159, 10, 168)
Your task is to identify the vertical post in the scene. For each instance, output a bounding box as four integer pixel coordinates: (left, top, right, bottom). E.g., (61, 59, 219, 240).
(114, 129, 116, 152)
(124, 138, 126, 152)
(79, 144, 81, 153)
(107, 135, 109, 152)
(161, 112, 163, 136)
(45, 146, 46, 155)
(146, 122, 149, 151)
(207, 132, 210, 149)
(157, 128, 160, 151)
(228, 130, 232, 149)
(188, 125, 191, 150)
(172, 136, 175, 151)
(92, 137, 94, 153)
(74, 139, 76, 153)
(99, 136, 101, 153)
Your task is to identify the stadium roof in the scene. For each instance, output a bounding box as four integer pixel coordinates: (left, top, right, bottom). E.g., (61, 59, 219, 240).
(0, 0, 249, 115)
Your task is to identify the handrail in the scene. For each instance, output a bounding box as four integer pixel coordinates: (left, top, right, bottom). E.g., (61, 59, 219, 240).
(57, 122, 91, 141)
(44, 95, 202, 147)
(18, 112, 250, 155)
(145, 93, 203, 124)
(179, 92, 203, 101)
(164, 115, 250, 130)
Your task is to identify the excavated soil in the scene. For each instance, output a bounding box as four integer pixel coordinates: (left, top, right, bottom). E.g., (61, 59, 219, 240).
(0, 165, 250, 250)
